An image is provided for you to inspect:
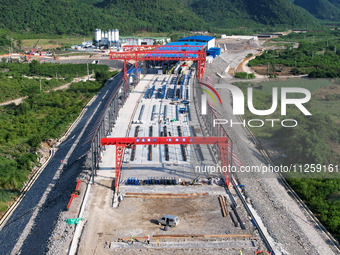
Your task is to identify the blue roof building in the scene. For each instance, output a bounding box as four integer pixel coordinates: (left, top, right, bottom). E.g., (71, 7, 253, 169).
(177, 35, 216, 49)
(165, 41, 206, 47)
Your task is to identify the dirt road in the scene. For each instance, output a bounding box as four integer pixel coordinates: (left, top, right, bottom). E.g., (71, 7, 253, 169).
(0, 75, 93, 107)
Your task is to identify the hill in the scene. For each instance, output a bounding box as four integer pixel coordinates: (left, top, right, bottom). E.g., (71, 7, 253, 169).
(180, 0, 319, 29)
(97, 0, 206, 33)
(0, 0, 206, 35)
(293, 0, 340, 21)
(0, 0, 322, 36)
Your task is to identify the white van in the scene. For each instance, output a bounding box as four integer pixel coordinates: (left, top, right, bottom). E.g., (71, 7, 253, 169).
(158, 215, 179, 227)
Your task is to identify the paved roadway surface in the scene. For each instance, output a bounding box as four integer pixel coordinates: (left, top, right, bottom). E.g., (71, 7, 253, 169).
(0, 71, 124, 255)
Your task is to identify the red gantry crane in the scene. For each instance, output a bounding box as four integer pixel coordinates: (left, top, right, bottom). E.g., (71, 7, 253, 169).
(101, 136, 231, 189)
(109, 45, 206, 91)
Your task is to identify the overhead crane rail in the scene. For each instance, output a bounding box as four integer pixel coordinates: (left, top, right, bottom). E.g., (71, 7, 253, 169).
(148, 126, 153, 161)
(130, 125, 140, 161)
(177, 126, 187, 161)
(163, 126, 169, 161)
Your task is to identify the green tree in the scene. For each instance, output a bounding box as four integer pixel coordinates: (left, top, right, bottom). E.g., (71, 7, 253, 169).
(29, 60, 40, 75)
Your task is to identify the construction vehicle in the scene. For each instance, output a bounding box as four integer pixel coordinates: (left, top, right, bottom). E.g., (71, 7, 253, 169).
(158, 215, 179, 227)
(26, 37, 41, 61)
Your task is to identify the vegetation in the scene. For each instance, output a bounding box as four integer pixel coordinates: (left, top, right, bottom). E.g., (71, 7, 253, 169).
(1, 60, 110, 78)
(0, 30, 14, 54)
(0, 80, 103, 212)
(0, 61, 112, 102)
(233, 79, 340, 240)
(180, 0, 319, 30)
(234, 72, 255, 79)
(289, 178, 340, 240)
(294, 0, 340, 21)
(0, 0, 206, 35)
(0, 0, 325, 37)
(0, 76, 65, 102)
(249, 30, 340, 78)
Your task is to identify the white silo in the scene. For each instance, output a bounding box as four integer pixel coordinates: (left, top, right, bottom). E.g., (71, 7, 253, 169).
(95, 29, 102, 43)
(111, 30, 115, 43)
(104, 31, 108, 39)
(108, 30, 112, 43)
(98, 29, 102, 41)
(113, 29, 116, 42)
(114, 29, 119, 47)
(94, 29, 99, 43)
(101, 31, 105, 39)
(114, 29, 119, 42)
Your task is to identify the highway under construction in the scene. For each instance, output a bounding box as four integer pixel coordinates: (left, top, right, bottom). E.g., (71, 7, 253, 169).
(0, 37, 339, 255)
(77, 67, 269, 255)
(73, 42, 339, 255)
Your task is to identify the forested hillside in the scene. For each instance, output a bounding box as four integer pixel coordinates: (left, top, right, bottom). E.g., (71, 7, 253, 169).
(0, 0, 322, 35)
(0, 0, 206, 35)
(98, 0, 206, 32)
(180, 0, 318, 29)
(293, 0, 340, 21)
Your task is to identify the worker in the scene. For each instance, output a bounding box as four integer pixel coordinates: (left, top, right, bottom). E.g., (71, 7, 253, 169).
(131, 235, 134, 245)
(147, 234, 150, 245)
(239, 250, 243, 255)
(157, 239, 160, 246)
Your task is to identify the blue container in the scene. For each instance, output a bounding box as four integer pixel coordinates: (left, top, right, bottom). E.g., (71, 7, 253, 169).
(210, 47, 221, 56)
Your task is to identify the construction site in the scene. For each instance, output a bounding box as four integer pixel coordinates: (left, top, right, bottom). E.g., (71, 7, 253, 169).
(1, 35, 339, 255)
(76, 67, 267, 254)
(45, 36, 339, 255)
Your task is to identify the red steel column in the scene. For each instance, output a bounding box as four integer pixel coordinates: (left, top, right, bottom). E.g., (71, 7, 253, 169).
(115, 145, 126, 189)
(124, 60, 129, 92)
(219, 143, 230, 187)
(124, 60, 127, 80)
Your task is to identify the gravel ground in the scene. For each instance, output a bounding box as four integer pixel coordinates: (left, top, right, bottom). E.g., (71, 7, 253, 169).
(77, 182, 263, 255)
(203, 57, 338, 254)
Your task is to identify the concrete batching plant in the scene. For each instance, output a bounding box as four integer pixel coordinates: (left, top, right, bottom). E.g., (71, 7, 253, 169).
(95, 28, 120, 48)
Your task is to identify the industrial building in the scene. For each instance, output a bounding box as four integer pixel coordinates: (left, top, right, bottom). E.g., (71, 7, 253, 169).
(94, 29, 170, 48)
(221, 35, 259, 41)
(165, 35, 220, 58)
(178, 35, 216, 50)
(120, 36, 170, 46)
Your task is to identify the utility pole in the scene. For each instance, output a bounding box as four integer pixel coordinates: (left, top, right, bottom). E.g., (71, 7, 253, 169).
(87, 63, 90, 80)
(40, 77, 42, 92)
(267, 62, 270, 77)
